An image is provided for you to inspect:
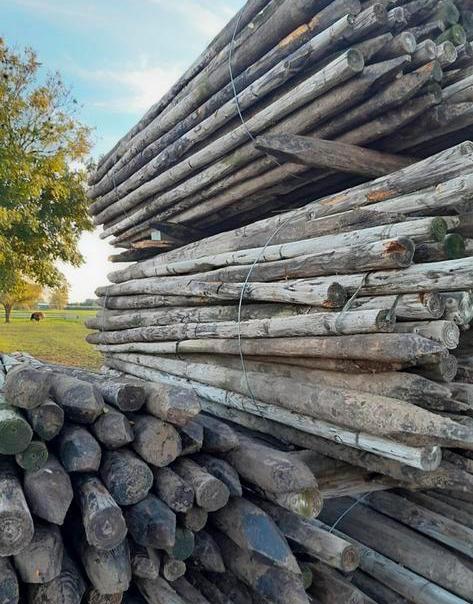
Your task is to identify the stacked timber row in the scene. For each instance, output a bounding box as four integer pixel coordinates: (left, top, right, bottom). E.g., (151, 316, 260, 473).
(3, 354, 473, 603)
(87, 143, 473, 472)
(86, 0, 473, 257)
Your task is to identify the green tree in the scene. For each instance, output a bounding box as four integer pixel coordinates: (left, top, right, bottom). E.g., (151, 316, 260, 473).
(49, 281, 69, 310)
(0, 38, 93, 300)
(0, 275, 42, 322)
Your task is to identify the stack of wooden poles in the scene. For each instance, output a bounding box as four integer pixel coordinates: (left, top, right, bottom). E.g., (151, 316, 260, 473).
(2, 354, 473, 603)
(85, 142, 473, 470)
(85, 0, 473, 258)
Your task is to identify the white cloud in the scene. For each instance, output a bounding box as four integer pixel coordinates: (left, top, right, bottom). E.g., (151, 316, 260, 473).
(58, 230, 123, 302)
(148, 0, 235, 39)
(87, 63, 183, 114)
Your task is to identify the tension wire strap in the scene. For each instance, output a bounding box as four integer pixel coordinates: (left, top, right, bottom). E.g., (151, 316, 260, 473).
(328, 493, 370, 534)
(334, 272, 371, 335)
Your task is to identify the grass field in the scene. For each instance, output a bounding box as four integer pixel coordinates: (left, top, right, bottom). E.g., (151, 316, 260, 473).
(0, 309, 102, 369)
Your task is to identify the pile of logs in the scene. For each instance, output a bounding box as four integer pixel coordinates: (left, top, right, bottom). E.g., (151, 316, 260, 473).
(2, 353, 473, 604)
(86, 0, 473, 258)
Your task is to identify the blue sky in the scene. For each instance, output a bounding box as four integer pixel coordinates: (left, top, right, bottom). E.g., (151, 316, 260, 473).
(2, 0, 244, 300)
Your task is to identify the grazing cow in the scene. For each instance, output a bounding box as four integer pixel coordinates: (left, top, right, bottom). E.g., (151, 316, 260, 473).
(30, 312, 45, 322)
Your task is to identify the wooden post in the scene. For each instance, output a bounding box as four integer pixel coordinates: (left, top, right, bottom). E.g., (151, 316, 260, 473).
(212, 497, 300, 574)
(171, 458, 230, 512)
(0, 558, 19, 604)
(4, 365, 51, 409)
(27, 553, 86, 604)
(15, 440, 48, 472)
(79, 537, 131, 595)
(13, 521, 63, 584)
(100, 449, 154, 506)
(153, 467, 195, 513)
(74, 474, 128, 550)
(25, 400, 64, 441)
(193, 453, 243, 497)
(191, 530, 225, 573)
(255, 135, 414, 176)
(0, 394, 33, 455)
(58, 425, 102, 473)
(0, 460, 34, 556)
(124, 494, 176, 549)
(130, 413, 182, 467)
(23, 455, 73, 526)
(91, 405, 134, 450)
(130, 540, 161, 580)
(49, 374, 105, 424)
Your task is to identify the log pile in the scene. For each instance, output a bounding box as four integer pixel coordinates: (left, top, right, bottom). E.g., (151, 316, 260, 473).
(86, 0, 473, 257)
(3, 353, 473, 603)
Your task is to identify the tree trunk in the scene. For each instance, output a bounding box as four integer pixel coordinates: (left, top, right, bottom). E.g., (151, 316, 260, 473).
(4, 304, 12, 323)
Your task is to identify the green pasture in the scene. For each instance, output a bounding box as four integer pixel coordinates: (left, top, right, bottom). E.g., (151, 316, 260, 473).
(0, 309, 101, 369)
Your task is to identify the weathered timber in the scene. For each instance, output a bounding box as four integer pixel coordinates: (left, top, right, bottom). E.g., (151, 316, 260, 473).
(255, 135, 414, 176)
(193, 453, 243, 497)
(178, 420, 204, 455)
(350, 570, 409, 604)
(94, 50, 365, 226)
(91, 404, 134, 449)
(261, 487, 323, 519)
(15, 440, 49, 472)
(215, 531, 309, 604)
(108, 142, 473, 270)
(308, 563, 376, 604)
(104, 219, 437, 282)
(164, 527, 195, 561)
(37, 363, 146, 411)
(14, 521, 63, 584)
(87, 308, 394, 345)
(401, 490, 473, 530)
(105, 357, 447, 468)
(212, 496, 300, 574)
(153, 467, 194, 513)
(191, 530, 225, 573)
(412, 353, 458, 382)
(144, 381, 201, 426)
(27, 553, 86, 604)
(4, 365, 50, 409)
(79, 536, 131, 595)
(58, 424, 102, 473)
(161, 555, 186, 582)
(394, 320, 460, 349)
(0, 460, 34, 556)
(0, 558, 19, 604)
(136, 575, 187, 604)
(256, 499, 360, 572)
(225, 433, 316, 493)
(0, 395, 33, 455)
(172, 577, 211, 604)
(366, 490, 473, 557)
(25, 400, 64, 441)
(100, 449, 154, 506)
(125, 494, 176, 549)
(130, 541, 161, 580)
(87, 303, 308, 331)
(185, 570, 229, 604)
(49, 373, 104, 423)
(171, 458, 230, 512)
(207, 570, 253, 604)
(319, 497, 473, 600)
(130, 413, 182, 467)
(104, 353, 473, 447)
(179, 506, 208, 532)
(91, 14, 357, 203)
(74, 474, 127, 550)
(23, 455, 73, 526)
(193, 414, 239, 453)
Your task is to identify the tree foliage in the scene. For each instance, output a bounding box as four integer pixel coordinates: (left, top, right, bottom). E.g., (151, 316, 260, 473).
(49, 281, 69, 310)
(0, 275, 43, 322)
(0, 38, 93, 293)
